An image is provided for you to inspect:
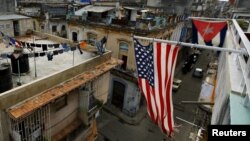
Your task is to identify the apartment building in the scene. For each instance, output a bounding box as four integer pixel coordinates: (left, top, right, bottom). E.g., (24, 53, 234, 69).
(65, 1, 191, 117)
(211, 13, 250, 125)
(0, 20, 121, 141)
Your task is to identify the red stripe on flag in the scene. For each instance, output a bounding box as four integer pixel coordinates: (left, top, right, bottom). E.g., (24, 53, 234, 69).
(162, 44, 172, 134)
(151, 86, 158, 123)
(166, 46, 179, 135)
(139, 78, 156, 123)
(156, 42, 167, 133)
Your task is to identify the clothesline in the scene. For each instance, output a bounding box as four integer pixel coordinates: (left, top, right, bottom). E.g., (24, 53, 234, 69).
(133, 35, 247, 55)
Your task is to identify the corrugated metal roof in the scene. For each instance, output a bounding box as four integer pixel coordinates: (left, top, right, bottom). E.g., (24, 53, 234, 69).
(75, 5, 115, 16)
(0, 14, 31, 20)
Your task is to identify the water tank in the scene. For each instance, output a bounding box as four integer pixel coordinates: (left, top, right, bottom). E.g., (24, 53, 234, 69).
(10, 53, 30, 74)
(0, 63, 13, 93)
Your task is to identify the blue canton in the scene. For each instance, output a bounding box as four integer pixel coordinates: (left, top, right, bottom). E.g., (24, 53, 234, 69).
(134, 39, 154, 86)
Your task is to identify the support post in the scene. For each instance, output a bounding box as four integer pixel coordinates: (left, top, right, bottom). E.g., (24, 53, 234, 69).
(33, 36, 37, 78)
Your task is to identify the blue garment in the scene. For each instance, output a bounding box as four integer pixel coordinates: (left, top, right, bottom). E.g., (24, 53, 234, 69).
(96, 36, 107, 55)
(62, 43, 70, 52)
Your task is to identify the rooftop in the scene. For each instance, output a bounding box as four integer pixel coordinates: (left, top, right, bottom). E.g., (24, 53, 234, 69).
(75, 5, 115, 16)
(0, 34, 94, 89)
(0, 14, 31, 20)
(7, 58, 122, 120)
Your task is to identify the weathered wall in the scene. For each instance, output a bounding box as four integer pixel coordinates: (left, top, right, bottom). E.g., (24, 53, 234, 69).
(33, 30, 73, 45)
(19, 19, 34, 35)
(50, 91, 79, 136)
(0, 0, 15, 13)
(109, 74, 141, 116)
(0, 18, 34, 38)
(94, 72, 110, 103)
(68, 24, 138, 70)
(0, 20, 14, 37)
(0, 51, 112, 109)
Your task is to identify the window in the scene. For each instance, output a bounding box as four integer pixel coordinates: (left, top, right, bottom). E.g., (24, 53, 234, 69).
(52, 25, 57, 32)
(53, 96, 67, 111)
(119, 41, 129, 70)
(41, 25, 44, 30)
(61, 25, 66, 31)
(0, 25, 4, 29)
(87, 33, 97, 46)
(88, 91, 97, 112)
(119, 42, 128, 51)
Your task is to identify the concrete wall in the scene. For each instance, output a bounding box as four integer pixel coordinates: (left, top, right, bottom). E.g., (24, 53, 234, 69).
(68, 24, 137, 71)
(19, 18, 34, 35)
(50, 91, 79, 136)
(94, 72, 110, 103)
(0, 111, 10, 141)
(0, 18, 34, 38)
(0, 0, 15, 13)
(0, 20, 14, 37)
(211, 52, 231, 124)
(0, 51, 112, 109)
(237, 0, 250, 9)
(33, 30, 73, 45)
(109, 74, 141, 116)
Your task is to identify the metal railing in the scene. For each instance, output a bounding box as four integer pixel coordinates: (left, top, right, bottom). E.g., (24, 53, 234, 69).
(231, 19, 250, 102)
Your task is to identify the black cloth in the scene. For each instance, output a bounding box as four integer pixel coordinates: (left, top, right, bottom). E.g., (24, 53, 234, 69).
(58, 49, 64, 54)
(71, 46, 76, 51)
(36, 44, 42, 47)
(53, 50, 58, 55)
(40, 52, 45, 56)
(54, 44, 60, 48)
(35, 53, 39, 57)
(48, 44, 54, 48)
(47, 52, 53, 61)
(23, 54, 29, 58)
(42, 44, 48, 51)
(30, 43, 35, 47)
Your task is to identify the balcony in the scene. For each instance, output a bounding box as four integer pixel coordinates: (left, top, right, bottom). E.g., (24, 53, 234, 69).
(230, 19, 250, 102)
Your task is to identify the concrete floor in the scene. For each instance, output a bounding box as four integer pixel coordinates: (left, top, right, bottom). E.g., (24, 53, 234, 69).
(96, 49, 213, 141)
(0, 36, 94, 88)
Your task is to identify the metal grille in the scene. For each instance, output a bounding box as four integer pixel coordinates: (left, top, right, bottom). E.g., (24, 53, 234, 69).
(8, 105, 51, 141)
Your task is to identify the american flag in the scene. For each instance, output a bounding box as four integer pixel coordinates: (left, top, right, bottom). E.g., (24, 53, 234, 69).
(134, 39, 179, 137)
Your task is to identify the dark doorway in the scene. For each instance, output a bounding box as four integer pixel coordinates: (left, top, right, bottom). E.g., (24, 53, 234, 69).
(72, 32, 78, 42)
(111, 81, 125, 110)
(13, 20, 20, 36)
(61, 25, 67, 38)
(121, 55, 127, 70)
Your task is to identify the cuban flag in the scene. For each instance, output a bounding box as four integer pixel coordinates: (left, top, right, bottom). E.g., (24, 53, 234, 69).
(192, 19, 228, 47)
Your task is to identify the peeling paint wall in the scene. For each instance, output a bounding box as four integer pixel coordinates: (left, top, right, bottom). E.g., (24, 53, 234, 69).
(0, 0, 15, 13)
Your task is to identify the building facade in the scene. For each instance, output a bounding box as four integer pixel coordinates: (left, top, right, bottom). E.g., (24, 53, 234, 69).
(211, 18, 250, 125)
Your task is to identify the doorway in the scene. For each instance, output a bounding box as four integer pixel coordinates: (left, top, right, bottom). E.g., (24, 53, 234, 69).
(13, 20, 20, 36)
(111, 81, 126, 110)
(121, 55, 127, 70)
(72, 32, 78, 42)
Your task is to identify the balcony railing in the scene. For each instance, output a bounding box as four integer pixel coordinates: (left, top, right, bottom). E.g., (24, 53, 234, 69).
(231, 19, 250, 102)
